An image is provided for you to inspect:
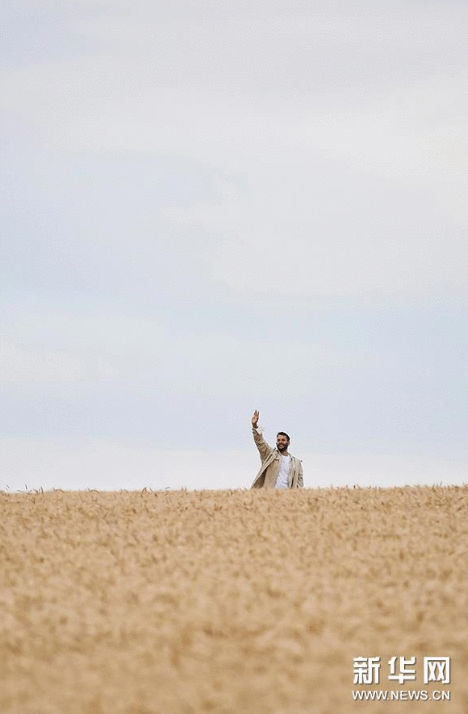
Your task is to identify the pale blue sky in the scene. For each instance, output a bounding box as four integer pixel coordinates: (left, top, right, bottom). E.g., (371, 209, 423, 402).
(1, 0, 467, 490)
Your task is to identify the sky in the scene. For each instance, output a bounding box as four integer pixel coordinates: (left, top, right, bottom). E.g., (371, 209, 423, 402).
(1, 0, 467, 491)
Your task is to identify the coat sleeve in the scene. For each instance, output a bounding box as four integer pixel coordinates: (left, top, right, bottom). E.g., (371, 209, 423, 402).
(252, 427, 274, 463)
(297, 460, 304, 488)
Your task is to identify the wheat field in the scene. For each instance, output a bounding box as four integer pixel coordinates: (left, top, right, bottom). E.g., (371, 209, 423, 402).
(1, 486, 467, 714)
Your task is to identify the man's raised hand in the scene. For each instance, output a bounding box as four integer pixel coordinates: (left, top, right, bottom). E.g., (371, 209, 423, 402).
(251, 410, 259, 428)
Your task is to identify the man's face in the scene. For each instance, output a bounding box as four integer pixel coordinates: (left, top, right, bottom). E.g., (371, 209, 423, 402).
(276, 435, 289, 452)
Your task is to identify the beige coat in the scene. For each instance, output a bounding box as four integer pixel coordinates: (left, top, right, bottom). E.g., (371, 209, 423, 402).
(250, 427, 304, 489)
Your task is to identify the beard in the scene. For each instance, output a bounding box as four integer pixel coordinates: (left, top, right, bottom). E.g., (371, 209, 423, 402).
(277, 443, 288, 452)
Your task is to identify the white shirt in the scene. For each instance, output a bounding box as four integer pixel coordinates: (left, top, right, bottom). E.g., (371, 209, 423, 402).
(275, 454, 291, 489)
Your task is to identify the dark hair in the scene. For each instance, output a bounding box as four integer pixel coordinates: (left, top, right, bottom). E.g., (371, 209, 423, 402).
(277, 431, 290, 442)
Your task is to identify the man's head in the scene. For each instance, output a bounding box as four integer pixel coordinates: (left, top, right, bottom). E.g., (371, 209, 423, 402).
(276, 432, 290, 453)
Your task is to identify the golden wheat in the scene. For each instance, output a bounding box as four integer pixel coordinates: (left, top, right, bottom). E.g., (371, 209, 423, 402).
(1, 486, 467, 714)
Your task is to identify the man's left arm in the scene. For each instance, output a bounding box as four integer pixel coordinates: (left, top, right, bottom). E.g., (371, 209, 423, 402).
(297, 460, 304, 488)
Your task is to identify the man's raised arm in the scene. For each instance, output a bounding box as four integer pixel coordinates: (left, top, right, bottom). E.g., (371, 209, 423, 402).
(251, 410, 274, 462)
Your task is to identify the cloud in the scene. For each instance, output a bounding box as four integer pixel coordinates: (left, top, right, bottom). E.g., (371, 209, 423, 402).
(166, 156, 467, 299)
(1, 302, 372, 400)
(1, 341, 90, 384)
(3, 2, 466, 304)
(0, 437, 254, 491)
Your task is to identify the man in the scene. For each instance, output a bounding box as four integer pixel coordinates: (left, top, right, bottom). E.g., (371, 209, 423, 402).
(250, 410, 304, 489)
